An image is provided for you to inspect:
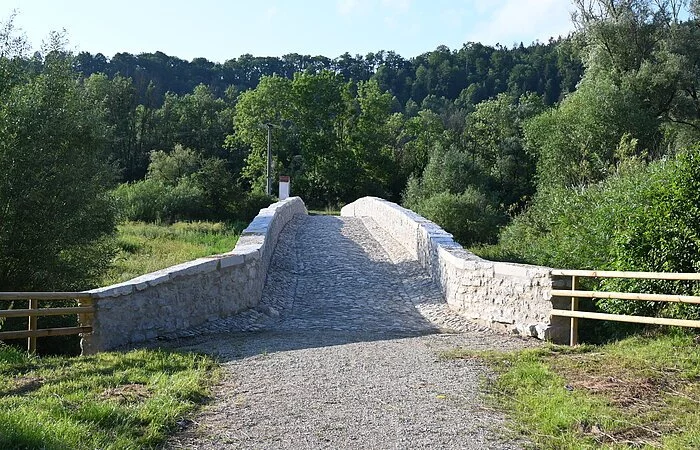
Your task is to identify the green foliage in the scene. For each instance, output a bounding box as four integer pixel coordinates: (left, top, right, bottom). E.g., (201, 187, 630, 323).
(464, 92, 544, 211)
(403, 146, 505, 246)
(84, 73, 144, 181)
(232, 72, 399, 207)
(0, 344, 218, 450)
(601, 146, 700, 319)
(113, 179, 168, 223)
(0, 52, 116, 291)
(114, 144, 246, 223)
(114, 178, 209, 223)
(484, 1, 700, 324)
(408, 189, 507, 246)
(525, 75, 659, 189)
(102, 221, 241, 286)
(394, 109, 448, 180)
(442, 334, 700, 449)
(232, 191, 277, 223)
(147, 144, 200, 185)
(401, 93, 541, 247)
(496, 147, 700, 319)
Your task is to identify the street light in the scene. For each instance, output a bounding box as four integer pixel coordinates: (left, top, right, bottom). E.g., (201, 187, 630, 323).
(264, 123, 273, 196)
(261, 120, 294, 197)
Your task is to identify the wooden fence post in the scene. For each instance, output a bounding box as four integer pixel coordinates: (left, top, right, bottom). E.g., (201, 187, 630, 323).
(28, 298, 38, 353)
(570, 276, 579, 346)
(77, 297, 93, 328)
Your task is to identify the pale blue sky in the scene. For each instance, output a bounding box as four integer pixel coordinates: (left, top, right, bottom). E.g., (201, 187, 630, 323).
(5, 0, 576, 62)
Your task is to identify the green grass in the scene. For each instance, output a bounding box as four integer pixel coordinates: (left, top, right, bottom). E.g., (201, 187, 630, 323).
(441, 334, 700, 449)
(308, 208, 341, 216)
(0, 344, 218, 450)
(102, 221, 242, 286)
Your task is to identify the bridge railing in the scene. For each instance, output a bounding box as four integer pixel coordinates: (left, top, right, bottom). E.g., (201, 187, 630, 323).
(551, 270, 700, 345)
(0, 292, 94, 353)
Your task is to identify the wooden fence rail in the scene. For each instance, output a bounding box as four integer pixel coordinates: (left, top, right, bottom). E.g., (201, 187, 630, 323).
(0, 292, 94, 353)
(550, 270, 700, 345)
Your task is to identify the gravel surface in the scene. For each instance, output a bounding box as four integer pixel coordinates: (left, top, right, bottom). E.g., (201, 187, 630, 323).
(166, 216, 539, 449)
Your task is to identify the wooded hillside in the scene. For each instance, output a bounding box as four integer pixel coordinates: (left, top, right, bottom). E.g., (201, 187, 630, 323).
(2, 1, 700, 326)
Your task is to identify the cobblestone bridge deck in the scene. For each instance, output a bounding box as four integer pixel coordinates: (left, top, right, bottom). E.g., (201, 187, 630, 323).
(168, 215, 537, 449)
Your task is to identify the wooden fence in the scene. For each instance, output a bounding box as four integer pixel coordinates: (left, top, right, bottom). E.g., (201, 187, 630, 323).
(551, 270, 700, 345)
(0, 292, 94, 353)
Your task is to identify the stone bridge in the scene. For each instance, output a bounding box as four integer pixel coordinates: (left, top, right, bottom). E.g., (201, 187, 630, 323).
(81, 196, 572, 448)
(82, 196, 566, 353)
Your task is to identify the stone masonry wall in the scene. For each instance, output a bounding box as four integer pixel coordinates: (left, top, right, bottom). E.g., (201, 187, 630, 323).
(81, 197, 308, 354)
(341, 197, 567, 342)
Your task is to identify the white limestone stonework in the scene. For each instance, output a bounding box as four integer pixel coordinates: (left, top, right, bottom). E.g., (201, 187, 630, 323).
(80, 197, 307, 354)
(341, 197, 566, 342)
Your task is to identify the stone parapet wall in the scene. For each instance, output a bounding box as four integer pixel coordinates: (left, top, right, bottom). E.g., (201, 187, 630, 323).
(81, 197, 307, 354)
(341, 197, 566, 342)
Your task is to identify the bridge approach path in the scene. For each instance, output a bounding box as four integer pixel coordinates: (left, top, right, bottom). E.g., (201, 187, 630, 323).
(168, 215, 538, 449)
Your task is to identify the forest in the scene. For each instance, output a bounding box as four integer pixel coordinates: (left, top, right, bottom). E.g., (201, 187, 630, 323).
(1, 0, 700, 323)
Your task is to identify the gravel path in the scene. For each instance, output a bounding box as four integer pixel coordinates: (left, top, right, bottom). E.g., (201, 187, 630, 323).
(167, 216, 538, 449)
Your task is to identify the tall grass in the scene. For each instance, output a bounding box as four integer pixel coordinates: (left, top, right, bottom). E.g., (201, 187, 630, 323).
(102, 221, 242, 286)
(0, 344, 218, 449)
(442, 334, 700, 449)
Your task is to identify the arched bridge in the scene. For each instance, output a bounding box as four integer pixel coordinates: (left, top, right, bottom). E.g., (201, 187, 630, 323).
(79, 197, 572, 448)
(83, 197, 566, 353)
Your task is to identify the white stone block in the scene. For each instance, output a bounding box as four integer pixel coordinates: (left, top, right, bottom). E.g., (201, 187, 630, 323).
(88, 282, 135, 298)
(219, 253, 245, 268)
(129, 268, 172, 291)
(168, 258, 220, 279)
(231, 245, 262, 262)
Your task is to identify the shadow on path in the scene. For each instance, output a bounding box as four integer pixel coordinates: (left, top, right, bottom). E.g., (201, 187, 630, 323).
(166, 215, 483, 361)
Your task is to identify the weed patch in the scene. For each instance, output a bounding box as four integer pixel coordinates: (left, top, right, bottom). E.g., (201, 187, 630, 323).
(442, 334, 700, 449)
(102, 221, 242, 286)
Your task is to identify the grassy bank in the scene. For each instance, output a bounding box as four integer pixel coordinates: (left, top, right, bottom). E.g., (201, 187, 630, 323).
(102, 221, 242, 286)
(442, 334, 700, 449)
(0, 344, 218, 450)
(308, 208, 340, 216)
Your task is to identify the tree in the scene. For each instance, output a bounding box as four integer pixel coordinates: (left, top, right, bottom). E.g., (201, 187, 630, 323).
(464, 92, 544, 211)
(572, 0, 698, 151)
(525, 74, 659, 189)
(0, 51, 116, 290)
(84, 73, 143, 181)
(346, 79, 397, 200)
(230, 75, 295, 193)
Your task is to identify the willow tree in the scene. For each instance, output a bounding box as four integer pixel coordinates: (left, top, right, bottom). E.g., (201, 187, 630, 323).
(0, 19, 116, 290)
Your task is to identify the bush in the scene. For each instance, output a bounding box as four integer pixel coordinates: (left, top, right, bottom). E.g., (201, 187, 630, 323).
(147, 145, 200, 185)
(402, 144, 506, 247)
(496, 147, 700, 320)
(162, 177, 208, 221)
(600, 146, 700, 319)
(412, 188, 507, 246)
(114, 144, 247, 223)
(232, 191, 276, 223)
(114, 179, 168, 223)
(115, 177, 273, 225)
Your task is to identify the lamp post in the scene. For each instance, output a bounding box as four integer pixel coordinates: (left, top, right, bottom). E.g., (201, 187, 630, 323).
(265, 123, 273, 196)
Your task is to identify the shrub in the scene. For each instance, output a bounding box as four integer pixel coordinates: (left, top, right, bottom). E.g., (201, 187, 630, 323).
(114, 144, 245, 223)
(601, 146, 700, 319)
(162, 177, 208, 221)
(496, 147, 700, 320)
(232, 191, 275, 223)
(412, 188, 507, 246)
(113, 179, 168, 223)
(147, 144, 200, 185)
(402, 145, 506, 247)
